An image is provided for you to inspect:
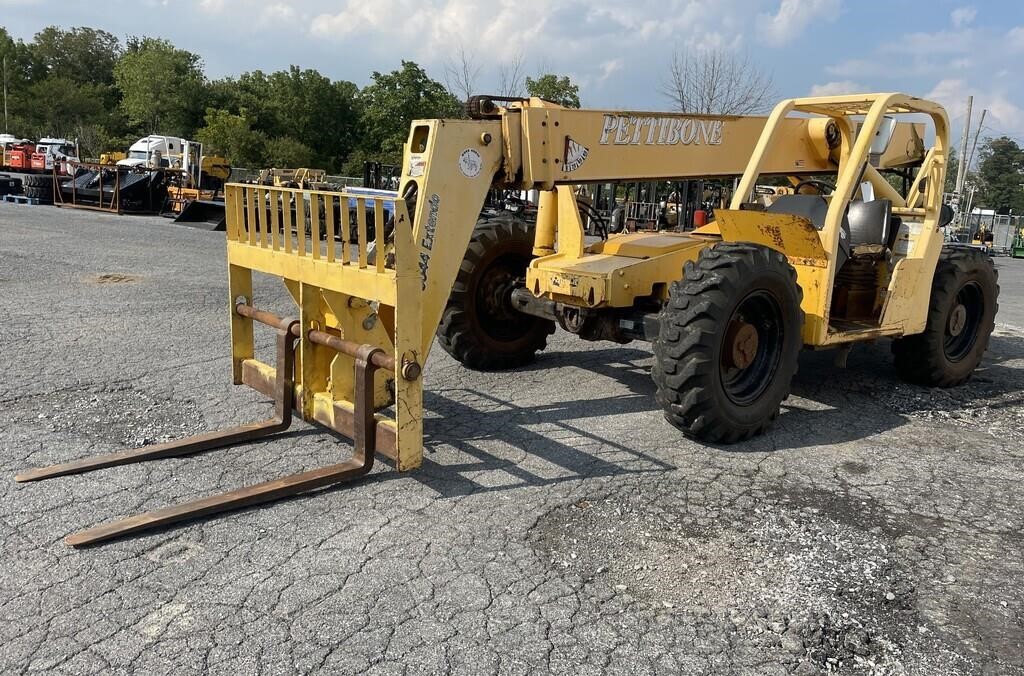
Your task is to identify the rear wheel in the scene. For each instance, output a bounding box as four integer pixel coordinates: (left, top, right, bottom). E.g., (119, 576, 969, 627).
(437, 214, 555, 370)
(892, 245, 998, 386)
(653, 242, 804, 443)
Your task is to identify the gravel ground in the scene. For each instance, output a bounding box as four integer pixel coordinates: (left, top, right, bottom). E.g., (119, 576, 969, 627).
(0, 202, 1022, 675)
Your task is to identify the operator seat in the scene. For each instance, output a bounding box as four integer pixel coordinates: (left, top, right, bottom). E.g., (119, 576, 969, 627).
(766, 194, 851, 269)
(845, 198, 894, 257)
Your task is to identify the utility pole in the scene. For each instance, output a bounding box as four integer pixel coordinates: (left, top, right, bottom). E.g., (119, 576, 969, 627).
(3, 56, 8, 134)
(966, 108, 987, 174)
(955, 95, 972, 196)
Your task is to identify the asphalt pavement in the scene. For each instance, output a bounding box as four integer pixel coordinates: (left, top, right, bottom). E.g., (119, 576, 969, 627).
(0, 202, 1022, 674)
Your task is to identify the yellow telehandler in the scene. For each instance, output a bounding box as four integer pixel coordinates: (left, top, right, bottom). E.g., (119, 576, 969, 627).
(17, 93, 998, 545)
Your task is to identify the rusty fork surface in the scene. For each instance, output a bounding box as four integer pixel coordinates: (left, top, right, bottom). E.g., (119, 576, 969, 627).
(15, 305, 388, 547)
(16, 321, 298, 485)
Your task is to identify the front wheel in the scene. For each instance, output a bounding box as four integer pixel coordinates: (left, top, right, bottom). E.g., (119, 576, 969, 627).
(892, 245, 999, 386)
(436, 215, 555, 370)
(652, 242, 804, 443)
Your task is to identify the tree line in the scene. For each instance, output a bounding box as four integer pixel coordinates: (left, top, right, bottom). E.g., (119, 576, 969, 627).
(1, 25, 1019, 211)
(0, 26, 581, 175)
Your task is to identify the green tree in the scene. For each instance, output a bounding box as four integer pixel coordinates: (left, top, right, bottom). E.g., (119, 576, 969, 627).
(977, 136, 1024, 214)
(195, 108, 267, 167)
(525, 73, 580, 108)
(22, 77, 104, 135)
(221, 71, 273, 129)
(208, 68, 360, 171)
(0, 28, 42, 133)
(32, 26, 121, 87)
(113, 37, 206, 136)
(0, 28, 39, 88)
(264, 67, 359, 168)
(356, 61, 460, 161)
(265, 136, 315, 168)
(12, 27, 124, 152)
(945, 146, 959, 195)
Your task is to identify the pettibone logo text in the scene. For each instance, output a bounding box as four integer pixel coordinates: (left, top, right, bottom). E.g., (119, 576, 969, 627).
(600, 114, 724, 147)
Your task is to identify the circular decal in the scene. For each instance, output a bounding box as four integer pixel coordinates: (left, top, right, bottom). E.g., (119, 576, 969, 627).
(459, 148, 482, 178)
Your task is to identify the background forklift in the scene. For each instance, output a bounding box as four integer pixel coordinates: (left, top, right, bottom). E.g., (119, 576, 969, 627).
(585, 180, 714, 234)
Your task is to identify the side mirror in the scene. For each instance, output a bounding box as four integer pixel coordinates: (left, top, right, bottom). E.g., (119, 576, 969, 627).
(939, 204, 955, 228)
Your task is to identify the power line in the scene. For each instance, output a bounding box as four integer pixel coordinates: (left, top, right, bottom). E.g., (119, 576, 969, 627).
(977, 123, 1024, 142)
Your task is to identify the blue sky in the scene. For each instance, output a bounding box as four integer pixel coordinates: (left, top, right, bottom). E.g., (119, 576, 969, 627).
(3, 0, 1023, 145)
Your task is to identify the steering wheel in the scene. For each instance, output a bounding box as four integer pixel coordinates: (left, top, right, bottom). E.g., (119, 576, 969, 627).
(793, 179, 836, 195)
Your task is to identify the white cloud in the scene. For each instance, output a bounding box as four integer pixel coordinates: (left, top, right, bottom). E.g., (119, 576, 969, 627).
(927, 79, 1024, 134)
(927, 79, 968, 108)
(263, 3, 295, 21)
(951, 6, 977, 29)
(310, 0, 552, 61)
(886, 28, 979, 55)
(826, 59, 877, 78)
(197, 0, 297, 25)
(827, 24, 1013, 81)
(818, 16, 1024, 145)
(598, 59, 623, 83)
(757, 0, 841, 47)
(809, 80, 865, 97)
(1009, 26, 1024, 51)
(308, 0, 795, 65)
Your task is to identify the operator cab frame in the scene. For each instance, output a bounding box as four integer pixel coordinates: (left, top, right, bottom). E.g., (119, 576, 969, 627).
(718, 93, 950, 343)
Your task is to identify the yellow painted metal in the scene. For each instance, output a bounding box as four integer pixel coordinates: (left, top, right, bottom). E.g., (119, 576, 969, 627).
(223, 118, 503, 470)
(872, 121, 925, 169)
(225, 181, 423, 470)
(513, 102, 840, 189)
(714, 210, 829, 265)
(862, 165, 907, 208)
(401, 119, 505, 358)
(221, 92, 949, 470)
(555, 185, 586, 259)
(228, 263, 254, 384)
(705, 209, 833, 343)
(878, 146, 947, 336)
(533, 190, 557, 256)
(321, 290, 394, 409)
(528, 232, 708, 307)
(254, 167, 328, 188)
(728, 93, 949, 345)
(521, 94, 944, 346)
(200, 155, 231, 181)
(522, 103, 917, 305)
(98, 151, 126, 165)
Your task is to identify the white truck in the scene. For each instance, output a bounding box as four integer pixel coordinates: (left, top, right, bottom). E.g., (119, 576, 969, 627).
(118, 135, 191, 168)
(32, 137, 79, 174)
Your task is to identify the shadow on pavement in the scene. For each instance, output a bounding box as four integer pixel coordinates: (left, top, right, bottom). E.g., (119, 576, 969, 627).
(69, 333, 1023, 545)
(401, 333, 1024, 494)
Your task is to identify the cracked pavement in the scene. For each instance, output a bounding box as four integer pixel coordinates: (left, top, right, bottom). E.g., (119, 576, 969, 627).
(0, 202, 1022, 674)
